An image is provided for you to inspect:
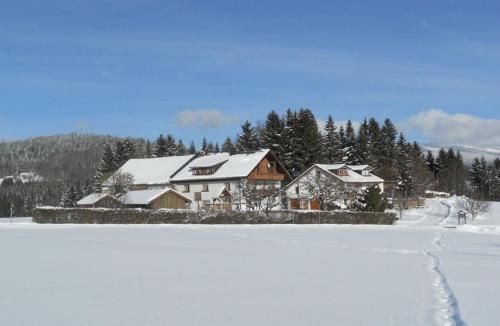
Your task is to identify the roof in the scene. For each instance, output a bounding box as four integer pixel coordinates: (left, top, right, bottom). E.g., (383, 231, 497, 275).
(171, 149, 273, 182)
(316, 165, 384, 183)
(347, 165, 372, 171)
(77, 193, 117, 205)
(114, 155, 195, 185)
(119, 188, 191, 205)
(189, 154, 229, 168)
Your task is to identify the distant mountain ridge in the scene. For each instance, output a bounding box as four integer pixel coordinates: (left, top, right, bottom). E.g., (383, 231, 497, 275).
(424, 144, 500, 163)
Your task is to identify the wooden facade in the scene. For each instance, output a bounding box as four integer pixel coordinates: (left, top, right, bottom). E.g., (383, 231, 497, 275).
(247, 155, 287, 181)
(150, 191, 191, 209)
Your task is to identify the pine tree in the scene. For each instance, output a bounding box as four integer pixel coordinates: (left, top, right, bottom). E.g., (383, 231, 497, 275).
(201, 137, 209, 154)
(94, 144, 115, 192)
(154, 134, 168, 157)
(188, 141, 196, 154)
(60, 185, 78, 207)
(144, 140, 152, 158)
(221, 137, 235, 154)
(176, 139, 187, 155)
(380, 118, 398, 181)
(282, 109, 302, 176)
(296, 108, 322, 170)
(354, 118, 369, 164)
(343, 120, 357, 164)
(164, 134, 177, 156)
(322, 115, 343, 164)
(395, 133, 414, 197)
(206, 142, 215, 154)
(367, 118, 382, 169)
(236, 120, 259, 152)
(261, 110, 285, 160)
(214, 143, 220, 153)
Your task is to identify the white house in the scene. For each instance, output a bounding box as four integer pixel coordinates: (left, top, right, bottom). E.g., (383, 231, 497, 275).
(283, 164, 384, 210)
(170, 149, 291, 210)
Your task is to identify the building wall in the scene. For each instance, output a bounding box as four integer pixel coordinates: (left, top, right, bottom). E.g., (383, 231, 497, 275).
(247, 157, 286, 181)
(172, 179, 282, 210)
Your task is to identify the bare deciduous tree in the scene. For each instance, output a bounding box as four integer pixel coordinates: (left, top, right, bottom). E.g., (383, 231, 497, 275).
(301, 172, 346, 210)
(455, 196, 490, 221)
(107, 172, 134, 197)
(241, 182, 282, 214)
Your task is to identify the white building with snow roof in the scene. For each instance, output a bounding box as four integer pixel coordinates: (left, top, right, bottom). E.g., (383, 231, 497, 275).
(170, 149, 291, 210)
(283, 163, 384, 210)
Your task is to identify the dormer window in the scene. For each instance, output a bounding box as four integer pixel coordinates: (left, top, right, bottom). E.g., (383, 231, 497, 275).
(362, 170, 370, 176)
(336, 168, 348, 176)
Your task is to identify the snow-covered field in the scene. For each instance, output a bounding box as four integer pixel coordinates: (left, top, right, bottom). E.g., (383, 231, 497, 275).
(1, 200, 499, 326)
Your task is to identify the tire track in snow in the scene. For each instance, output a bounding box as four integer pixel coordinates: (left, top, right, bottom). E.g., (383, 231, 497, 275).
(424, 230, 467, 326)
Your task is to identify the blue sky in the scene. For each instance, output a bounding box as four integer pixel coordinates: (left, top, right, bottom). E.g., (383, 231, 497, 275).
(1, 0, 500, 146)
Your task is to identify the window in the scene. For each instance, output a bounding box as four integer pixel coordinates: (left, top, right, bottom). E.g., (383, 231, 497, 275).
(337, 168, 348, 176)
(295, 185, 299, 195)
(267, 161, 276, 174)
(225, 182, 231, 191)
(362, 170, 370, 176)
(202, 184, 209, 192)
(183, 184, 190, 193)
(315, 170, 321, 179)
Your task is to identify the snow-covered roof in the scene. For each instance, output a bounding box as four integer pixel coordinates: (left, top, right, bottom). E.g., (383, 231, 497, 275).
(114, 155, 195, 185)
(119, 188, 191, 205)
(315, 164, 347, 171)
(316, 165, 384, 183)
(347, 165, 372, 171)
(189, 154, 230, 168)
(171, 149, 271, 181)
(77, 193, 116, 205)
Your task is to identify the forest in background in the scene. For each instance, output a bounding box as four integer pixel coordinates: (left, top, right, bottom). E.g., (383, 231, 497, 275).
(1, 109, 499, 216)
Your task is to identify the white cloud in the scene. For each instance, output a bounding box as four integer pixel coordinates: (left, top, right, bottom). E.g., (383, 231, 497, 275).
(407, 109, 500, 146)
(176, 109, 239, 128)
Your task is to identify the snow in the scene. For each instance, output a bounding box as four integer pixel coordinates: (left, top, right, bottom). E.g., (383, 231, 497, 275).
(316, 164, 384, 183)
(115, 155, 195, 185)
(2, 200, 500, 325)
(77, 192, 114, 205)
(171, 149, 270, 181)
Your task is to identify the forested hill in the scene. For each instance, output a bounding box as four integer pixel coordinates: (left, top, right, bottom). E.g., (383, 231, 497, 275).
(0, 134, 146, 216)
(0, 134, 141, 181)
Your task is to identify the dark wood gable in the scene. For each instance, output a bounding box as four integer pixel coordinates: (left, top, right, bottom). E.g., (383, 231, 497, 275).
(247, 153, 289, 181)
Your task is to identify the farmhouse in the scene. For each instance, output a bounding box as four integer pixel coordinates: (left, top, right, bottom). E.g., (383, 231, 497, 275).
(283, 164, 384, 210)
(170, 149, 291, 210)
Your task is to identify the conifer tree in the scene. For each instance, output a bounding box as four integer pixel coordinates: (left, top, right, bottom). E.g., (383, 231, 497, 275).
(188, 141, 196, 154)
(214, 143, 220, 153)
(175, 139, 187, 155)
(395, 133, 414, 197)
(354, 118, 369, 164)
(154, 134, 168, 157)
(93, 144, 115, 192)
(322, 115, 343, 164)
(201, 137, 209, 154)
(343, 120, 357, 164)
(296, 108, 322, 170)
(236, 120, 259, 152)
(221, 137, 236, 154)
(282, 109, 302, 176)
(164, 134, 177, 156)
(261, 110, 285, 161)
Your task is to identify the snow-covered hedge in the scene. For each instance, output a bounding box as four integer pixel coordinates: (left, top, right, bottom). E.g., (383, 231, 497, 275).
(33, 207, 397, 225)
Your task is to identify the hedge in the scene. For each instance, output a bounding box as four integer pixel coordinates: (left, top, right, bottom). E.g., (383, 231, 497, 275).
(33, 207, 397, 225)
